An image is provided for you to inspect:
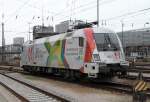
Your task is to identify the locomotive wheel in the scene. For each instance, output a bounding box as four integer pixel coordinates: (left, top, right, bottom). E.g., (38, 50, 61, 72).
(64, 70, 70, 79)
(121, 71, 127, 76)
(70, 71, 78, 81)
(74, 71, 81, 80)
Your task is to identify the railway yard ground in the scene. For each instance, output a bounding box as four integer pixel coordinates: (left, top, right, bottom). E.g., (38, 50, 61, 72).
(0, 84, 21, 102)
(0, 65, 150, 102)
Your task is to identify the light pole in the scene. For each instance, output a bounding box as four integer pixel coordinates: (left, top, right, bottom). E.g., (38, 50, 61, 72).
(1, 13, 5, 64)
(143, 22, 149, 57)
(121, 20, 124, 48)
(97, 0, 99, 27)
(28, 22, 31, 41)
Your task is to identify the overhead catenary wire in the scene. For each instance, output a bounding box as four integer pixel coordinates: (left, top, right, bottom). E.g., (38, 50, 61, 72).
(106, 7, 150, 21)
(53, 0, 97, 17)
(3, 0, 150, 36)
(54, 0, 116, 19)
(4, 0, 72, 30)
(3, 0, 116, 25)
(3, 0, 150, 28)
(4, 0, 32, 23)
(55, 0, 117, 21)
(3, 0, 150, 24)
(15, 0, 55, 14)
(14, 0, 79, 20)
(105, 8, 150, 28)
(8, 0, 98, 26)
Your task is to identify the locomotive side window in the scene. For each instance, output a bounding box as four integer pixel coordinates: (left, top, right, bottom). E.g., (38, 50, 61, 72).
(79, 37, 84, 47)
(21, 46, 24, 52)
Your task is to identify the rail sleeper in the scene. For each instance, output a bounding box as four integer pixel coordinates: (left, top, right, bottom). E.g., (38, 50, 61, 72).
(0, 74, 60, 102)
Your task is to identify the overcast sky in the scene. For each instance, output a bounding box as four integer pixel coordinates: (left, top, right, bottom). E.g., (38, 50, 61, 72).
(0, 0, 150, 45)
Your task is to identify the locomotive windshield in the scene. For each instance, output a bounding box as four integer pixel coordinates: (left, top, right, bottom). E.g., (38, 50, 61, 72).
(94, 33, 120, 51)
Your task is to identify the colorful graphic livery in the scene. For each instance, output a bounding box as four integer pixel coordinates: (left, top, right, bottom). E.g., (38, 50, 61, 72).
(21, 27, 129, 78)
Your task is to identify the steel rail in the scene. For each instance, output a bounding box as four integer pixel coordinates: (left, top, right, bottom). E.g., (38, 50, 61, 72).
(0, 72, 70, 102)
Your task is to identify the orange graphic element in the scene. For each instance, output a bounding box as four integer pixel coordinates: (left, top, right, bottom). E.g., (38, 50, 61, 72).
(84, 28, 96, 62)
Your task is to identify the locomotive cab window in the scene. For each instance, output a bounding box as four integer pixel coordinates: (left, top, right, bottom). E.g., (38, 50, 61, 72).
(94, 33, 120, 51)
(79, 37, 84, 47)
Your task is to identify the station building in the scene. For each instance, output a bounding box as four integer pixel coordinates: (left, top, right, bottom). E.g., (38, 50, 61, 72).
(117, 27, 150, 58)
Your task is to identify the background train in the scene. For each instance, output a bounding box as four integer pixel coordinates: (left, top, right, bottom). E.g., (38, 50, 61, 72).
(21, 27, 129, 79)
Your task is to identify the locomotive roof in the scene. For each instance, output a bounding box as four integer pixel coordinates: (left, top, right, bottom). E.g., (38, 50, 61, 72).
(93, 27, 115, 34)
(24, 27, 115, 45)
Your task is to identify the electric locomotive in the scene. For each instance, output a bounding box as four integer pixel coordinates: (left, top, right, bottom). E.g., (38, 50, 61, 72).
(21, 27, 129, 78)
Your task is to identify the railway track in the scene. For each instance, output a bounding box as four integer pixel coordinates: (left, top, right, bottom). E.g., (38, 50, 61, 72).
(126, 74, 150, 82)
(128, 69, 150, 73)
(0, 72, 69, 102)
(126, 65, 150, 81)
(0, 66, 150, 100)
(22, 72, 141, 96)
(128, 64, 150, 73)
(91, 79, 150, 99)
(83, 80, 133, 93)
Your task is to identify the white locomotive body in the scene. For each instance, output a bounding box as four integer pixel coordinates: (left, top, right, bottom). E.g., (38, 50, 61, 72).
(21, 27, 129, 78)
